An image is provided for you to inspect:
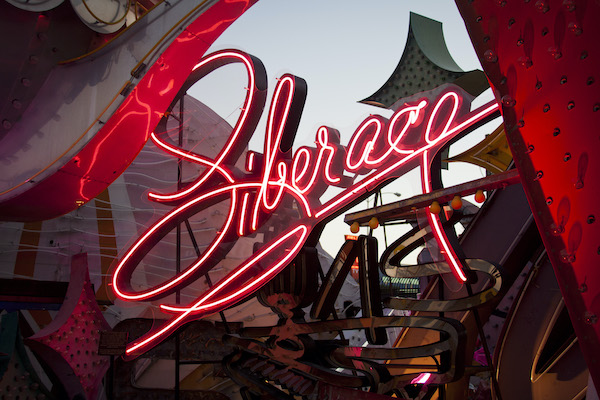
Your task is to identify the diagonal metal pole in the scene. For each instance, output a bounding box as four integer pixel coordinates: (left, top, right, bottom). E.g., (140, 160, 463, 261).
(174, 96, 184, 400)
(183, 219, 230, 334)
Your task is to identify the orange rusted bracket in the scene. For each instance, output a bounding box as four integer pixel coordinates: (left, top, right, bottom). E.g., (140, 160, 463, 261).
(344, 168, 520, 226)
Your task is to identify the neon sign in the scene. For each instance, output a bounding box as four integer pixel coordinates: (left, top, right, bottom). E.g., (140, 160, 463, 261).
(112, 49, 499, 357)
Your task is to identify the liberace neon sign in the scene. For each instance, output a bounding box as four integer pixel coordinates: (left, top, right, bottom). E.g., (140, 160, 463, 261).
(112, 49, 499, 357)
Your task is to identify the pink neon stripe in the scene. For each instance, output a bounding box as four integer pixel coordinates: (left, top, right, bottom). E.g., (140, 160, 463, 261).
(149, 132, 234, 183)
(251, 76, 296, 230)
(238, 192, 250, 236)
(113, 186, 240, 300)
(127, 225, 308, 354)
(315, 100, 499, 219)
(411, 372, 431, 384)
(422, 151, 467, 282)
(150, 51, 257, 202)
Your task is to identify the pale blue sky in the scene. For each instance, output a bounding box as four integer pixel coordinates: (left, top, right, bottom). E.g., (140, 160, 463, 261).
(189, 0, 497, 257)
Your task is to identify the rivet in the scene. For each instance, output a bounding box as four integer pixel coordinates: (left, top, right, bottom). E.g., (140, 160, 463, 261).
(548, 46, 562, 59)
(563, 0, 576, 11)
(21, 78, 31, 87)
(553, 127, 561, 136)
(536, 80, 543, 90)
(484, 49, 498, 63)
(11, 99, 22, 109)
(546, 197, 553, 205)
(476, 15, 483, 22)
(483, 35, 490, 43)
(568, 22, 583, 35)
(560, 76, 568, 84)
(534, 170, 543, 180)
(501, 95, 516, 107)
(536, 0, 550, 12)
(563, 152, 571, 161)
(588, 215, 596, 224)
(567, 101, 575, 110)
(2, 120, 12, 130)
(508, 18, 515, 27)
(560, 250, 576, 263)
(541, 27, 549, 36)
(551, 222, 565, 235)
(581, 51, 588, 59)
(584, 311, 598, 325)
(543, 104, 550, 112)
(517, 37, 524, 46)
(517, 119, 525, 128)
(593, 103, 600, 112)
(526, 144, 535, 153)
(518, 56, 533, 68)
(587, 77, 595, 85)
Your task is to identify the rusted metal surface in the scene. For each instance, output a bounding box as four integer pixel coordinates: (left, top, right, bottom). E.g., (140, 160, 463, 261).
(385, 259, 502, 313)
(344, 169, 520, 225)
(232, 313, 467, 388)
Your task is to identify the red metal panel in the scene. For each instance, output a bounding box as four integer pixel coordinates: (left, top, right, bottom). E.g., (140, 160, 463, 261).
(455, 0, 600, 386)
(0, 0, 258, 221)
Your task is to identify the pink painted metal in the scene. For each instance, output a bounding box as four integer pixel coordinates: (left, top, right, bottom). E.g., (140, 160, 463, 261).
(26, 253, 111, 399)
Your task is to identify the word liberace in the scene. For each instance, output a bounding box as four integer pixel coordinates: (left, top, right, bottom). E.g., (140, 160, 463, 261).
(112, 49, 499, 357)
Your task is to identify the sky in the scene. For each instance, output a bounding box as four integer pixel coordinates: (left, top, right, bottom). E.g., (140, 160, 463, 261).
(188, 0, 498, 257)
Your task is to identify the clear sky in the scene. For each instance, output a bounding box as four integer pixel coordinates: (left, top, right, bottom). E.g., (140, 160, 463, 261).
(189, 0, 497, 257)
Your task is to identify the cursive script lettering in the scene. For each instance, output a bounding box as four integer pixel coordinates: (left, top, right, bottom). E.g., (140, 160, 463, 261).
(112, 49, 499, 357)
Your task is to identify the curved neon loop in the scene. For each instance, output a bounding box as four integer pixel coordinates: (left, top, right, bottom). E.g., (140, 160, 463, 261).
(112, 54, 500, 357)
(422, 151, 468, 282)
(125, 225, 308, 356)
(315, 99, 499, 219)
(425, 92, 459, 145)
(316, 126, 342, 185)
(148, 51, 258, 202)
(345, 117, 385, 171)
(159, 224, 309, 314)
(291, 147, 311, 191)
(112, 185, 241, 300)
(149, 131, 235, 183)
(364, 101, 428, 166)
(386, 100, 428, 155)
(112, 180, 313, 301)
(251, 75, 297, 230)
